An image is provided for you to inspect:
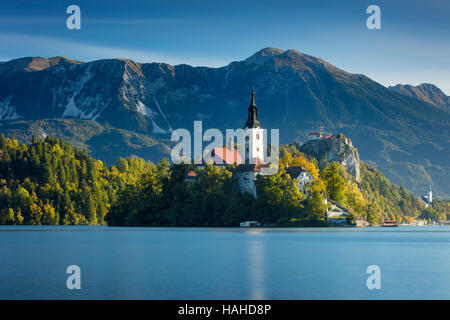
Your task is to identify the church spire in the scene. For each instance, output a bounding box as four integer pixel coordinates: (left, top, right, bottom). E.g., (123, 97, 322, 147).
(250, 85, 256, 106)
(245, 86, 261, 128)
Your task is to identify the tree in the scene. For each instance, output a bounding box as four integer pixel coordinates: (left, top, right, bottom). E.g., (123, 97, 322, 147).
(321, 162, 346, 204)
(85, 193, 97, 224)
(29, 203, 43, 225)
(15, 208, 24, 225)
(42, 203, 58, 225)
(367, 202, 381, 224)
(0, 208, 15, 225)
(305, 180, 327, 221)
(345, 182, 368, 217)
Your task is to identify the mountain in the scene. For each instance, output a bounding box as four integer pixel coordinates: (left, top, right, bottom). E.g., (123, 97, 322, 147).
(0, 48, 449, 198)
(389, 83, 450, 110)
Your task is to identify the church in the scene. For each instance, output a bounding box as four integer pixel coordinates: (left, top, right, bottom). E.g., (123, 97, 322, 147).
(234, 88, 269, 197)
(183, 88, 268, 197)
(421, 185, 432, 208)
(184, 87, 311, 199)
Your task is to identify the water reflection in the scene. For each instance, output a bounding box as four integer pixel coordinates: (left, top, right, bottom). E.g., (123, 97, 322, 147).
(248, 236, 265, 299)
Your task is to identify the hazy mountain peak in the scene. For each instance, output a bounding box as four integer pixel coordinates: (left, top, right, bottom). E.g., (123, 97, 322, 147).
(244, 47, 285, 64)
(0, 56, 82, 73)
(47, 56, 83, 67)
(244, 47, 342, 74)
(283, 48, 304, 55)
(389, 83, 449, 110)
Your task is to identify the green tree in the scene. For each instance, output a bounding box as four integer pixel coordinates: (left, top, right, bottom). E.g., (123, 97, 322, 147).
(0, 208, 15, 225)
(321, 162, 346, 203)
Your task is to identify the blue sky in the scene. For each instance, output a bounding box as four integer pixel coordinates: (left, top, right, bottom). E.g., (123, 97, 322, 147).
(1, 0, 449, 93)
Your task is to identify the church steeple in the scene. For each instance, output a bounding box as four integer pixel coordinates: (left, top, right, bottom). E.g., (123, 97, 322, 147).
(245, 87, 261, 128)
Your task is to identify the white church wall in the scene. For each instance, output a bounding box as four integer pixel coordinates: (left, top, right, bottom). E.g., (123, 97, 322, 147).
(244, 127, 265, 163)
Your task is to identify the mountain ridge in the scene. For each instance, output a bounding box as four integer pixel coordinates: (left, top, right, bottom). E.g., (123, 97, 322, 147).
(0, 47, 448, 198)
(389, 83, 450, 110)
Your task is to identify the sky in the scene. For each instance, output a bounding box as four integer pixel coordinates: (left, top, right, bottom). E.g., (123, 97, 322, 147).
(0, 0, 449, 94)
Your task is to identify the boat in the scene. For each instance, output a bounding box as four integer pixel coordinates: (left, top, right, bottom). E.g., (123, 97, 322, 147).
(240, 221, 260, 227)
(382, 220, 399, 227)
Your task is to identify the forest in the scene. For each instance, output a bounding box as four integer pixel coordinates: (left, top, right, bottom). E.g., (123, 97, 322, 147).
(0, 135, 448, 226)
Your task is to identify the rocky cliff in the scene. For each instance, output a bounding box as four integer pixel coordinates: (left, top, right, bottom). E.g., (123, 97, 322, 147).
(299, 137, 360, 182)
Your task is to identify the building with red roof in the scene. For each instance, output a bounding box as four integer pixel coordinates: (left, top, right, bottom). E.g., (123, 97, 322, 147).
(184, 170, 198, 183)
(209, 147, 243, 165)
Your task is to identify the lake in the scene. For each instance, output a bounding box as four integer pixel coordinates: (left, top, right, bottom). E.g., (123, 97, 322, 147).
(1, 225, 450, 299)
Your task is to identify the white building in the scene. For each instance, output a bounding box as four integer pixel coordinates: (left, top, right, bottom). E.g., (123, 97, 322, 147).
(284, 166, 313, 192)
(236, 158, 269, 197)
(236, 88, 268, 197)
(326, 199, 352, 225)
(243, 88, 265, 163)
(307, 132, 322, 140)
(421, 185, 433, 208)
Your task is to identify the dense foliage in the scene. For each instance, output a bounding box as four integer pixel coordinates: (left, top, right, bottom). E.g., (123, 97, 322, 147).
(282, 143, 449, 224)
(0, 135, 148, 225)
(359, 163, 447, 223)
(0, 136, 448, 226)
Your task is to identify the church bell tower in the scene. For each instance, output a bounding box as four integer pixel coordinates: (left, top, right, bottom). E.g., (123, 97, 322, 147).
(428, 185, 432, 204)
(244, 87, 264, 163)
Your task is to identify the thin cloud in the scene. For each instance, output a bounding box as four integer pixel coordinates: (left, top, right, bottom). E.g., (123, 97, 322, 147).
(0, 16, 62, 23)
(0, 33, 228, 67)
(0, 16, 173, 25)
(84, 18, 175, 25)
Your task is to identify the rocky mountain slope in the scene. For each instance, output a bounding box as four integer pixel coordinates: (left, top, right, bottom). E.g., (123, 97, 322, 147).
(299, 137, 360, 182)
(0, 48, 449, 198)
(389, 83, 449, 110)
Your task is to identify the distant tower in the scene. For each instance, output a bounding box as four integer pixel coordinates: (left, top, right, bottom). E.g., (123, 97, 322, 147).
(422, 185, 433, 208)
(244, 87, 264, 163)
(428, 185, 432, 204)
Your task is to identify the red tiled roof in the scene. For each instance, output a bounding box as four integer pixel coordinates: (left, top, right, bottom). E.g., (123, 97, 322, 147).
(186, 171, 197, 177)
(210, 147, 243, 165)
(308, 132, 321, 136)
(184, 170, 198, 180)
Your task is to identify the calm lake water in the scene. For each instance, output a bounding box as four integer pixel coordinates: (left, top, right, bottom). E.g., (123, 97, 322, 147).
(1, 225, 450, 299)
